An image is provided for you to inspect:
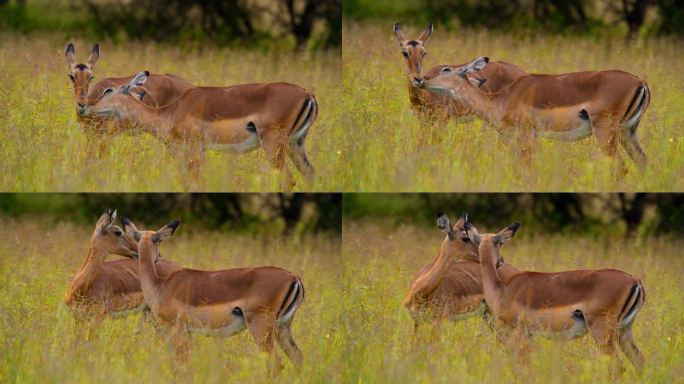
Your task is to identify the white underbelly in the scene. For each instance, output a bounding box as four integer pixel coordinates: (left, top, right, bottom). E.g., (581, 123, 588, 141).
(188, 316, 247, 337)
(204, 132, 260, 154)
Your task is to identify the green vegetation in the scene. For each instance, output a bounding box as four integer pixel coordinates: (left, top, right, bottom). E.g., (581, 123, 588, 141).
(341, 220, 683, 383)
(341, 23, 684, 192)
(0, 218, 342, 383)
(0, 36, 342, 192)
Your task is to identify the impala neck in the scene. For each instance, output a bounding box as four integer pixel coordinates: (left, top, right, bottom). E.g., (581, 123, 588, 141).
(125, 101, 174, 137)
(478, 241, 504, 309)
(137, 240, 162, 306)
(67, 243, 106, 303)
(412, 240, 457, 296)
(458, 83, 506, 123)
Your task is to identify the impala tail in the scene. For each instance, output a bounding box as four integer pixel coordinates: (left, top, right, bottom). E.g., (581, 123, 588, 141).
(619, 281, 645, 329)
(291, 96, 317, 146)
(622, 84, 650, 136)
(277, 278, 305, 325)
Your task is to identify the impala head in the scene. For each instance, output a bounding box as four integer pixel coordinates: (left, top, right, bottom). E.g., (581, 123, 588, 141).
(436, 212, 479, 262)
(422, 57, 489, 100)
(121, 217, 179, 264)
(91, 209, 138, 259)
(65, 43, 100, 116)
(90, 71, 149, 119)
(464, 221, 520, 268)
(394, 22, 433, 87)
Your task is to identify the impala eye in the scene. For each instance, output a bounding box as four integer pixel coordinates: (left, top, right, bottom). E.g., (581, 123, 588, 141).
(88, 75, 94, 82)
(103, 88, 114, 96)
(441, 67, 452, 73)
(68, 74, 75, 82)
(462, 237, 470, 243)
(422, 52, 427, 57)
(114, 230, 122, 237)
(402, 51, 409, 58)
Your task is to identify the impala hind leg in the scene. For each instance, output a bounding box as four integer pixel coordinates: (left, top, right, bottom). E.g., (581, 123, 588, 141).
(287, 141, 315, 183)
(276, 324, 304, 369)
(245, 312, 281, 375)
(619, 326, 645, 373)
(586, 316, 622, 378)
(619, 130, 647, 172)
(259, 128, 293, 191)
(593, 119, 626, 179)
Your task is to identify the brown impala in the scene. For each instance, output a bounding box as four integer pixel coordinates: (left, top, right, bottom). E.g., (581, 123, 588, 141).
(121, 217, 305, 371)
(393, 23, 526, 126)
(65, 44, 194, 156)
(90, 71, 317, 187)
(404, 213, 519, 335)
(422, 57, 650, 173)
(466, 222, 645, 373)
(65, 209, 181, 319)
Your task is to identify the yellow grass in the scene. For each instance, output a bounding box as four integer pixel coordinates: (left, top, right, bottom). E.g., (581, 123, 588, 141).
(0, 218, 343, 382)
(341, 221, 684, 383)
(341, 22, 684, 191)
(0, 35, 342, 192)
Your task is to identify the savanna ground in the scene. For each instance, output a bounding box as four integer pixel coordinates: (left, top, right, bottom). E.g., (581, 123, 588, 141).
(0, 36, 343, 192)
(0, 218, 343, 383)
(341, 221, 684, 383)
(342, 23, 684, 192)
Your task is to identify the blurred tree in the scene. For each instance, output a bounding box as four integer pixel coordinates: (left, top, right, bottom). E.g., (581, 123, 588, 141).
(0, 194, 340, 234)
(81, 0, 341, 50)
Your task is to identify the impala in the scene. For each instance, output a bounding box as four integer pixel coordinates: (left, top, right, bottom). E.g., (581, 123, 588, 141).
(404, 213, 520, 334)
(121, 217, 305, 371)
(65, 209, 181, 319)
(421, 57, 650, 173)
(393, 23, 527, 126)
(466, 222, 645, 373)
(65, 43, 194, 153)
(90, 72, 317, 188)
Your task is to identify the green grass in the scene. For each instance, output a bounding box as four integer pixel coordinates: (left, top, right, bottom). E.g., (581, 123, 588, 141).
(0, 218, 343, 382)
(341, 22, 684, 191)
(341, 221, 684, 383)
(0, 35, 343, 191)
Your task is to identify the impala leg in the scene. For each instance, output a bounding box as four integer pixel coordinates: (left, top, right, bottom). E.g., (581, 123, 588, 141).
(170, 322, 191, 365)
(287, 141, 315, 183)
(619, 130, 647, 172)
(593, 119, 626, 179)
(586, 316, 621, 378)
(244, 312, 280, 375)
(618, 326, 645, 374)
(276, 324, 304, 369)
(259, 128, 293, 191)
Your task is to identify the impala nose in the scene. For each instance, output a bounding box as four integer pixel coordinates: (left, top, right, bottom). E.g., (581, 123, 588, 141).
(413, 76, 424, 87)
(77, 103, 88, 116)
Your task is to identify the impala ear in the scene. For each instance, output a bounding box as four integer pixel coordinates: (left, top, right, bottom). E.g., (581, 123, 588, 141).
(65, 43, 75, 67)
(393, 23, 406, 43)
(459, 57, 489, 78)
(121, 216, 141, 242)
(463, 219, 481, 244)
(124, 71, 149, 94)
(87, 43, 99, 66)
(496, 222, 520, 244)
(436, 212, 454, 238)
(95, 208, 116, 235)
(153, 220, 180, 242)
(417, 22, 433, 44)
(469, 76, 487, 88)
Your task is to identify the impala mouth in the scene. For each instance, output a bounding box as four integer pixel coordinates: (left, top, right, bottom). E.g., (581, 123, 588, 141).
(130, 251, 139, 259)
(92, 108, 116, 117)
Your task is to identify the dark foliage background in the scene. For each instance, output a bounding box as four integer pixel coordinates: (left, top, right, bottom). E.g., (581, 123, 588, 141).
(0, 0, 341, 50)
(343, 193, 684, 237)
(343, 0, 684, 38)
(0, 193, 342, 235)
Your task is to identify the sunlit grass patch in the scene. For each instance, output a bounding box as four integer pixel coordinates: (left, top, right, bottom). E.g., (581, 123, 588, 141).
(0, 36, 342, 192)
(341, 23, 684, 192)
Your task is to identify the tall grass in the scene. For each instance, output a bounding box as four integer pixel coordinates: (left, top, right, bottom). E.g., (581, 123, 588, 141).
(341, 221, 683, 383)
(341, 23, 684, 191)
(0, 35, 343, 192)
(0, 219, 343, 383)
